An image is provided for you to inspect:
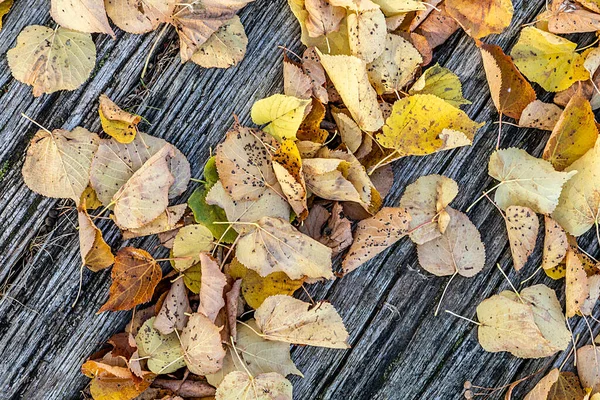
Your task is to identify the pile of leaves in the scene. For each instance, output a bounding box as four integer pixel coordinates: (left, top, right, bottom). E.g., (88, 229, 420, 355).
(13, 0, 600, 398)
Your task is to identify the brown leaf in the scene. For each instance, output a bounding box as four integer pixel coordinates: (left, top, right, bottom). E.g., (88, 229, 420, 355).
(518, 100, 563, 131)
(77, 201, 114, 272)
(151, 379, 216, 398)
(541, 0, 600, 34)
(577, 345, 600, 394)
(302, 47, 329, 103)
(304, 0, 345, 37)
(225, 279, 242, 341)
(414, 4, 460, 49)
(283, 58, 312, 100)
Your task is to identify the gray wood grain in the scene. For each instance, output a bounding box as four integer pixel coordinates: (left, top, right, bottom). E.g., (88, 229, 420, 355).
(0, 0, 597, 399)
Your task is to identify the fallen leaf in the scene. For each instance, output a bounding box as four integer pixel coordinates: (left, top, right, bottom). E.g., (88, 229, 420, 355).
(510, 27, 589, 92)
(188, 183, 238, 244)
(151, 379, 216, 398)
(297, 98, 329, 143)
(198, 252, 227, 323)
(284, 58, 312, 100)
(98, 247, 162, 313)
(51, 0, 114, 37)
(413, 3, 459, 49)
(191, 16, 248, 68)
(78, 201, 114, 272)
(0, 0, 12, 29)
(136, 317, 186, 374)
(22, 127, 99, 202)
(518, 100, 562, 131)
(347, 8, 387, 63)
(332, 110, 362, 153)
(82, 359, 151, 400)
(581, 274, 600, 315)
(215, 371, 293, 400)
(105, 0, 176, 34)
(180, 312, 226, 375)
(503, 206, 539, 271)
(254, 295, 350, 348)
(236, 216, 333, 279)
(80, 186, 103, 210)
(488, 147, 577, 214)
(540, 0, 600, 34)
(122, 204, 187, 240)
(226, 279, 242, 340)
(566, 249, 588, 317)
(7, 26, 96, 96)
(525, 369, 587, 400)
(304, 0, 345, 37)
(445, 0, 513, 38)
(251, 94, 311, 141)
(524, 368, 560, 400)
(172, 224, 214, 271)
(417, 207, 486, 277)
(154, 278, 191, 335)
(408, 63, 471, 108)
(98, 94, 141, 144)
(182, 262, 202, 294)
(577, 345, 600, 394)
(272, 139, 308, 218)
(302, 47, 329, 103)
(542, 216, 568, 270)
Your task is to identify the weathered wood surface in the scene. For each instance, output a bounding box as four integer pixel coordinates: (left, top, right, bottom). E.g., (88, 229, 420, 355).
(0, 1, 596, 399)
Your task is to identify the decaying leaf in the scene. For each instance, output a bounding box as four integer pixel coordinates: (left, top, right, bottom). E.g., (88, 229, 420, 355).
(251, 94, 311, 140)
(542, 216, 568, 270)
(347, 8, 387, 63)
(81, 358, 151, 400)
(122, 204, 187, 240)
(198, 252, 227, 323)
(518, 100, 563, 131)
(216, 371, 293, 400)
(255, 295, 349, 348)
(136, 317, 186, 374)
(503, 206, 539, 271)
(105, 0, 176, 34)
(284, 58, 312, 100)
(577, 345, 600, 394)
(272, 139, 308, 218)
(180, 312, 226, 375)
(525, 369, 588, 400)
(191, 16, 248, 68)
(540, 0, 600, 34)
(78, 201, 114, 272)
(51, 0, 115, 37)
(566, 249, 588, 317)
(172, 224, 214, 271)
(154, 278, 191, 335)
(302, 47, 329, 103)
(236, 216, 333, 279)
(304, 0, 345, 38)
(98, 248, 162, 313)
(417, 207, 486, 277)
(510, 27, 589, 92)
(7, 26, 96, 97)
(582, 274, 600, 315)
(98, 94, 141, 144)
(488, 147, 577, 214)
(445, 0, 513, 38)
(22, 127, 99, 202)
(408, 63, 471, 108)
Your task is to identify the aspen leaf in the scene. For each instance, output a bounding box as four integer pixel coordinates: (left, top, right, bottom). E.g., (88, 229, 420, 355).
(347, 8, 387, 63)
(304, 0, 345, 37)
(379, 94, 482, 158)
(105, 0, 176, 34)
(488, 148, 577, 214)
(566, 249, 588, 317)
(251, 94, 311, 141)
(198, 252, 227, 323)
(122, 204, 187, 240)
(22, 127, 99, 202)
(317, 51, 384, 131)
(540, 0, 600, 34)
(50, 0, 115, 37)
(191, 16, 248, 68)
(577, 345, 600, 394)
(7, 26, 96, 97)
(228, 258, 304, 309)
(399, 174, 458, 245)
(136, 317, 186, 374)
(518, 100, 562, 131)
(98, 247, 162, 313)
(112, 145, 175, 230)
(417, 207, 485, 277)
(154, 279, 191, 335)
(408, 63, 471, 108)
(510, 27, 589, 92)
(91, 132, 190, 205)
(98, 94, 141, 144)
(215, 125, 278, 201)
(342, 207, 411, 274)
(216, 371, 293, 400)
(542, 216, 568, 270)
(543, 94, 598, 171)
(172, 224, 214, 272)
(236, 216, 333, 280)
(254, 295, 350, 348)
(367, 33, 422, 95)
(445, 0, 513, 38)
(503, 206, 539, 271)
(78, 201, 114, 272)
(0, 0, 12, 29)
(180, 312, 226, 375)
(272, 139, 308, 218)
(479, 42, 536, 120)
(283, 58, 312, 100)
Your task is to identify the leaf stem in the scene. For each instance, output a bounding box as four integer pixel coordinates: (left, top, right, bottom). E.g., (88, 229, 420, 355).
(444, 310, 481, 326)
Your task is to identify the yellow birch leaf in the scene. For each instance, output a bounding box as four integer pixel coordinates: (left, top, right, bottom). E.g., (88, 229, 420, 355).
(272, 139, 308, 219)
(0, 0, 13, 29)
(445, 0, 513, 38)
(135, 317, 186, 374)
(50, 0, 115, 37)
(518, 100, 562, 131)
(191, 16, 248, 69)
(566, 249, 588, 317)
(542, 216, 568, 270)
(98, 94, 141, 144)
(105, 0, 176, 34)
(251, 94, 311, 141)
(408, 63, 471, 107)
(80, 186, 103, 210)
(347, 8, 387, 63)
(504, 206, 539, 271)
(78, 201, 114, 272)
(180, 313, 226, 375)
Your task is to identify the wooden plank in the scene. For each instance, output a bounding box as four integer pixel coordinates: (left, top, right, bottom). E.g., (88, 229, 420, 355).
(0, 0, 596, 399)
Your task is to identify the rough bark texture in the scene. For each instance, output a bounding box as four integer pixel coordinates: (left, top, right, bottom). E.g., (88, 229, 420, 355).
(0, 1, 596, 399)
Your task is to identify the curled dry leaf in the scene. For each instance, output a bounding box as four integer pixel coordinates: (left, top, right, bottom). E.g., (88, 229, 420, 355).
(81, 358, 151, 400)
(136, 317, 186, 374)
(566, 249, 588, 317)
(503, 206, 539, 271)
(251, 94, 311, 140)
(225, 279, 242, 340)
(408, 63, 471, 108)
(154, 278, 191, 335)
(317, 202, 353, 255)
(191, 16, 248, 68)
(510, 27, 589, 92)
(98, 94, 141, 144)
(216, 371, 293, 400)
(542, 216, 568, 270)
(198, 252, 227, 323)
(417, 207, 485, 277)
(236, 216, 333, 280)
(98, 247, 162, 313)
(302, 47, 329, 103)
(541, 0, 600, 34)
(445, 0, 513, 39)
(51, 0, 115, 37)
(488, 147, 577, 214)
(122, 204, 187, 240)
(105, 0, 176, 34)
(22, 127, 99, 202)
(272, 139, 308, 218)
(172, 224, 214, 271)
(379, 94, 482, 158)
(518, 100, 562, 131)
(180, 312, 226, 375)
(7, 26, 96, 97)
(255, 295, 350, 348)
(152, 379, 216, 398)
(283, 58, 312, 100)
(342, 207, 411, 274)
(77, 201, 114, 272)
(347, 8, 387, 63)
(543, 93, 598, 171)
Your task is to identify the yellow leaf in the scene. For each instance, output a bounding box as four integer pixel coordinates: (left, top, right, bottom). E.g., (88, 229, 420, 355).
(272, 139, 308, 218)
(98, 94, 141, 144)
(180, 313, 226, 375)
(216, 371, 293, 400)
(135, 317, 186, 374)
(347, 8, 387, 63)
(518, 100, 562, 131)
(80, 186, 103, 210)
(0, 0, 13, 29)
(565, 249, 588, 318)
(251, 94, 311, 141)
(510, 27, 589, 92)
(78, 201, 114, 272)
(7, 26, 96, 97)
(408, 63, 471, 108)
(304, 0, 345, 37)
(50, 0, 115, 37)
(544, 264, 566, 280)
(297, 98, 329, 143)
(172, 224, 214, 272)
(542, 216, 568, 270)
(503, 206, 539, 271)
(445, 0, 513, 38)
(191, 16, 248, 69)
(379, 94, 482, 157)
(105, 0, 176, 34)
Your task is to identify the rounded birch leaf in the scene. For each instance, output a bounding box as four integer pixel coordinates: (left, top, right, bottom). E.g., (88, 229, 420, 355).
(254, 295, 350, 348)
(122, 204, 187, 240)
(191, 16, 248, 68)
(445, 0, 513, 39)
(172, 224, 214, 272)
(332, 110, 362, 153)
(581, 274, 600, 316)
(283, 58, 312, 100)
(347, 8, 387, 63)
(518, 100, 562, 131)
(198, 252, 227, 323)
(216, 371, 292, 400)
(488, 147, 577, 214)
(542, 216, 568, 270)
(180, 312, 226, 375)
(98, 94, 141, 144)
(91, 132, 190, 205)
(408, 63, 471, 108)
(7, 26, 96, 97)
(272, 139, 308, 218)
(304, 0, 345, 37)
(251, 94, 311, 141)
(504, 206, 539, 271)
(235, 216, 333, 280)
(577, 345, 600, 394)
(22, 127, 99, 201)
(153, 278, 191, 335)
(78, 202, 114, 272)
(417, 207, 485, 277)
(523, 368, 560, 400)
(50, 0, 115, 37)
(105, 0, 176, 34)
(112, 144, 175, 230)
(566, 249, 588, 318)
(136, 317, 186, 374)
(0, 0, 13, 29)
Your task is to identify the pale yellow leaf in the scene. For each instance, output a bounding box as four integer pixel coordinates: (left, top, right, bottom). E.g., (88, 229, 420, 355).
(180, 312, 226, 375)
(191, 16, 248, 68)
(172, 224, 214, 271)
(51, 0, 114, 36)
